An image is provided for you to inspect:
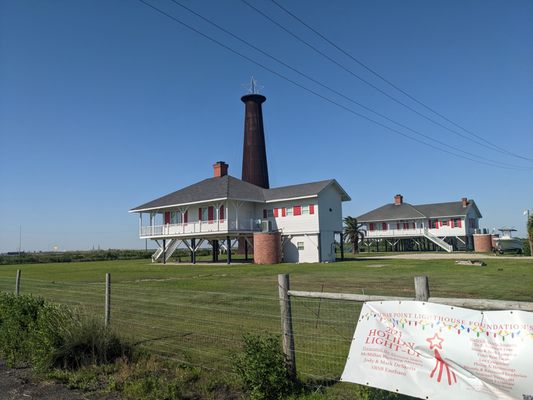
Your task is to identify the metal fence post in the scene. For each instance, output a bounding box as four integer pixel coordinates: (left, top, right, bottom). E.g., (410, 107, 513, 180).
(105, 273, 111, 327)
(278, 274, 296, 380)
(15, 269, 21, 296)
(414, 276, 430, 301)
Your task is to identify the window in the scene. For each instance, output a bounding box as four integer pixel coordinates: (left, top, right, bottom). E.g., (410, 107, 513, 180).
(454, 218, 461, 228)
(286, 207, 293, 216)
(441, 219, 448, 226)
(297, 242, 304, 250)
(267, 209, 274, 218)
(293, 205, 302, 216)
(429, 219, 438, 229)
(302, 205, 309, 214)
(170, 211, 182, 224)
(198, 207, 208, 222)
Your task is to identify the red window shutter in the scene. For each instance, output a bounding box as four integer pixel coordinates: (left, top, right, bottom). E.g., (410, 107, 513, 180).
(164, 212, 170, 224)
(184, 211, 188, 224)
(412, 222, 415, 229)
(274, 208, 279, 217)
(382, 223, 387, 231)
(198, 208, 202, 221)
(369, 223, 374, 231)
(219, 205, 224, 221)
(458, 219, 462, 228)
(397, 222, 400, 230)
(294, 205, 302, 216)
(309, 204, 315, 214)
(263, 209, 267, 219)
(282, 208, 286, 217)
(450, 219, 454, 228)
(208, 206, 214, 223)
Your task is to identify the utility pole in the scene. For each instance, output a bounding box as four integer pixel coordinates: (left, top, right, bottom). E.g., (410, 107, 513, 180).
(18, 225, 22, 264)
(525, 209, 532, 256)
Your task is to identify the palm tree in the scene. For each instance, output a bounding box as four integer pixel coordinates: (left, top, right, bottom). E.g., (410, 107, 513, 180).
(343, 216, 366, 254)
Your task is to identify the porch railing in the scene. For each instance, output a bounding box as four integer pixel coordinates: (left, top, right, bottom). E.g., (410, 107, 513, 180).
(139, 219, 260, 237)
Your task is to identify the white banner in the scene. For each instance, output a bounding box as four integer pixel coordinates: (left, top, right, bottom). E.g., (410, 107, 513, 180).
(341, 301, 533, 399)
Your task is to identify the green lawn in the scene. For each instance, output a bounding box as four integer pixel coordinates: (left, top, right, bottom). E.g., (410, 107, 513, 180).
(0, 257, 532, 391)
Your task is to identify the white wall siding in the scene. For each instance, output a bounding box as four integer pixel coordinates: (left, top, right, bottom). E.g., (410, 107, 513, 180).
(257, 199, 320, 234)
(282, 234, 320, 263)
(320, 231, 337, 262)
(317, 185, 343, 232)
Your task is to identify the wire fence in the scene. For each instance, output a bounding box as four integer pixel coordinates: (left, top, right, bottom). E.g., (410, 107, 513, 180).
(0, 271, 365, 391)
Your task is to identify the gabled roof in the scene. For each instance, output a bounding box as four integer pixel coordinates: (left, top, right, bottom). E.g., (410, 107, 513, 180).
(357, 200, 482, 222)
(264, 179, 351, 202)
(130, 176, 350, 212)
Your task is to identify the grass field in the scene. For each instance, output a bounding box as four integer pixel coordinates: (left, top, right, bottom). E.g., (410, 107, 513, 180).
(0, 256, 532, 396)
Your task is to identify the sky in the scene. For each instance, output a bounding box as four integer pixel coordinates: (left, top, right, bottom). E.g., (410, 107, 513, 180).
(1, 0, 532, 252)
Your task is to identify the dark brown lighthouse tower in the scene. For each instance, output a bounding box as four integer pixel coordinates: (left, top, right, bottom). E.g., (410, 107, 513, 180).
(241, 93, 269, 189)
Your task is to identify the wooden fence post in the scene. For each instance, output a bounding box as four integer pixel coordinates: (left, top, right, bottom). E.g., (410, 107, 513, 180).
(278, 274, 296, 380)
(105, 273, 111, 327)
(414, 276, 430, 301)
(15, 270, 21, 296)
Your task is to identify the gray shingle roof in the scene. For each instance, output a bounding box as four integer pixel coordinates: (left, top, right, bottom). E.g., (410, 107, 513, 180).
(357, 203, 426, 221)
(130, 176, 350, 212)
(414, 201, 481, 218)
(264, 179, 351, 202)
(357, 200, 481, 222)
(130, 175, 264, 212)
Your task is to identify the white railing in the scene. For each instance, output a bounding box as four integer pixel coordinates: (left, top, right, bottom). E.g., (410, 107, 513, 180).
(139, 219, 259, 237)
(366, 228, 425, 238)
(423, 228, 453, 252)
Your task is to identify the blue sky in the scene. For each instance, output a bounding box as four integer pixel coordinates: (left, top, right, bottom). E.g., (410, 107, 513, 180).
(1, 0, 532, 252)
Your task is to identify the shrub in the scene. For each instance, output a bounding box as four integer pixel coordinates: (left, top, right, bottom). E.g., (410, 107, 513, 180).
(0, 293, 45, 367)
(31, 304, 133, 370)
(233, 333, 297, 400)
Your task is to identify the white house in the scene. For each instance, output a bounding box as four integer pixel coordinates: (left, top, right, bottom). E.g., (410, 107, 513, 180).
(357, 194, 482, 252)
(130, 162, 351, 263)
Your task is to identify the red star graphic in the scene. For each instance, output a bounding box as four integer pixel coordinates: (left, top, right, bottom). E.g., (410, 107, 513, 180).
(426, 333, 444, 350)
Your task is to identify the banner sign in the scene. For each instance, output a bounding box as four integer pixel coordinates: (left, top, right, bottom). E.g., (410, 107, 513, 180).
(341, 301, 533, 399)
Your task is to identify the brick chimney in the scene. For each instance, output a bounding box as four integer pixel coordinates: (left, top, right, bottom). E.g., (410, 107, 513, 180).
(213, 161, 228, 178)
(394, 194, 403, 205)
(461, 197, 469, 207)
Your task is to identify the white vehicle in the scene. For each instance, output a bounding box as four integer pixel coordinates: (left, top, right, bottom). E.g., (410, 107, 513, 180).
(493, 228, 523, 254)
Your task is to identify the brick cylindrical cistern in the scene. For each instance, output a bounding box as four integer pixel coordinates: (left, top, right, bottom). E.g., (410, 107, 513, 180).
(473, 234, 493, 253)
(253, 232, 281, 264)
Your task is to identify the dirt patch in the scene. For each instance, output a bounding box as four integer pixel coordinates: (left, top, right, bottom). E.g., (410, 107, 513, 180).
(0, 362, 118, 400)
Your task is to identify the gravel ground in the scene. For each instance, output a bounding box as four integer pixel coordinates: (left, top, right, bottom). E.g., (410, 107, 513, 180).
(0, 362, 117, 400)
(359, 253, 532, 260)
